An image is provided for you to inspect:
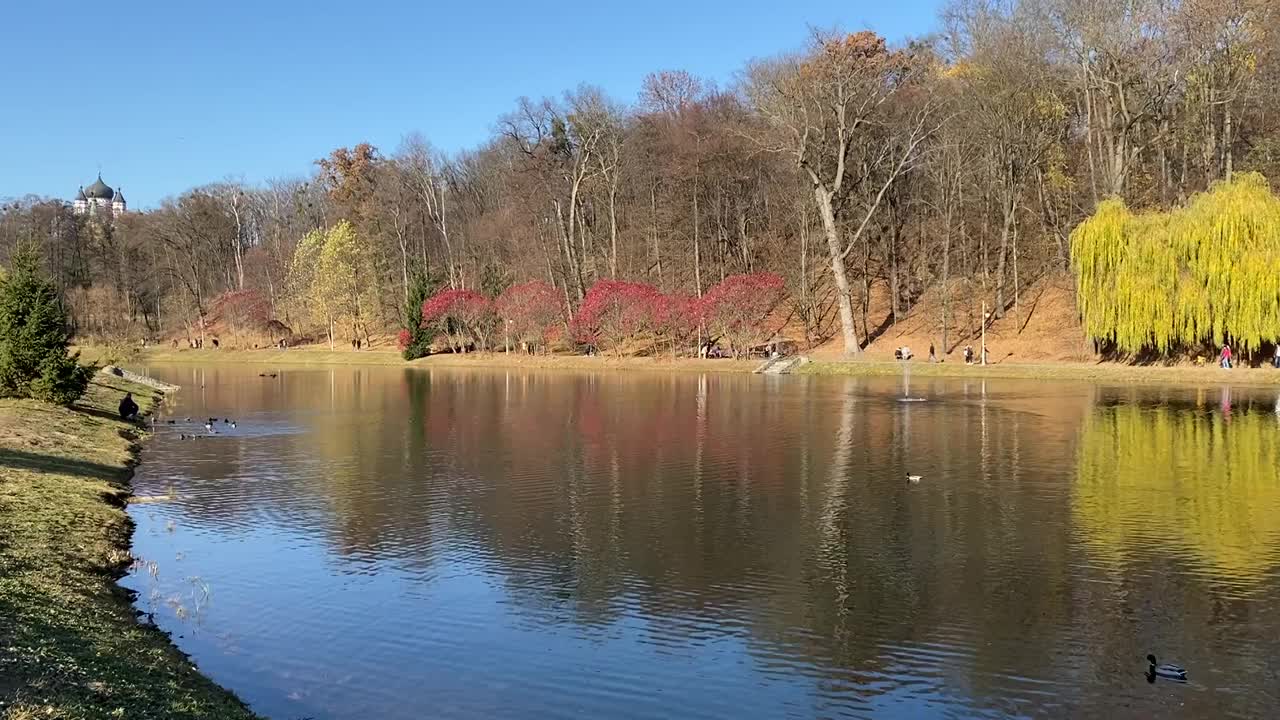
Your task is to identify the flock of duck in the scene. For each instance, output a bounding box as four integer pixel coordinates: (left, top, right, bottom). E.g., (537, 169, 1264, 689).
(165, 416, 238, 440)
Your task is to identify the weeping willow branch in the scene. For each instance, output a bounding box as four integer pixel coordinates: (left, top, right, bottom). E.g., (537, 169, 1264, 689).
(1071, 173, 1280, 354)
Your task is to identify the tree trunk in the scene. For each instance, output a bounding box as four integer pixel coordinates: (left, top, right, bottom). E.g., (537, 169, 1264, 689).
(608, 185, 619, 278)
(693, 190, 702, 296)
(815, 188, 860, 356)
(994, 194, 1014, 319)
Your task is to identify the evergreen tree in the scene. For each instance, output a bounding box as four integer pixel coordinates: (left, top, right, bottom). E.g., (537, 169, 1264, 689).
(0, 248, 92, 405)
(400, 270, 441, 360)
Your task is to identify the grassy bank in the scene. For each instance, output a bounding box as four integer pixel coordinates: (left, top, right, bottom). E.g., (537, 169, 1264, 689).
(83, 346, 762, 374)
(0, 374, 257, 719)
(79, 344, 1280, 386)
(803, 358, 1280, 386)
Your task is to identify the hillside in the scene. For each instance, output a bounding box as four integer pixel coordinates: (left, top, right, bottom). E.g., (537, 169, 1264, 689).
(811, 273, 1095, 363)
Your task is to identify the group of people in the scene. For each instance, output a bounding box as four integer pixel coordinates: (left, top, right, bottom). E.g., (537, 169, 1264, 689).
(894, 343, 988, 364)
(1218, 343, 1280, 369)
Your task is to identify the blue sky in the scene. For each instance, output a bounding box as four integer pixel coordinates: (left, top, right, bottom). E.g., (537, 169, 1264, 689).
(1, 1, 942, 208)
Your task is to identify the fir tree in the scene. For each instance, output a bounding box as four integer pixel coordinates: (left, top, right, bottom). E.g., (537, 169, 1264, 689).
(0, 248, 92, 405)
(400, 270, 441, 361)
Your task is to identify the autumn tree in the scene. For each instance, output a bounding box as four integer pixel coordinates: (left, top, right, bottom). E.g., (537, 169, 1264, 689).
(701, 272, 787, 358)
(421, 289, 494, 353)
(496, 280, 562, 352)
(748, 31, 939, 356)
(570, 280, 661, 355)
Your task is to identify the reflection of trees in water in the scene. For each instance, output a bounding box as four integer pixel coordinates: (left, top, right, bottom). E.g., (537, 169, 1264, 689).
(1074, 403, 1280, 581)
(149, 366, 1280, 715)
(416, 373, 1114, 709)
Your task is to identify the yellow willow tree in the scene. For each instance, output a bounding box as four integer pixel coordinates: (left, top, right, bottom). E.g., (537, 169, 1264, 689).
(1071, 173, 1280, 355)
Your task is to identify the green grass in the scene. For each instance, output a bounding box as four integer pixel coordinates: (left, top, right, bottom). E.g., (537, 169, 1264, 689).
(0, 374, 259, 719)
(802, 358, 1280, 386)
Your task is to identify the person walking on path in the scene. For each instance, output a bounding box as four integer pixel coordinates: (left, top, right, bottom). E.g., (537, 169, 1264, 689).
(1220, 344, 1233, 369)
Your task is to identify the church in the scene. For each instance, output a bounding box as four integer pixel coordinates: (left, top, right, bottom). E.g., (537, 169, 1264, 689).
(73, 174, 126, 217)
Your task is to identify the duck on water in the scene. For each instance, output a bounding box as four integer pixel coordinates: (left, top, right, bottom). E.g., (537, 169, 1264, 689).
(1147, 654, 1187, 681)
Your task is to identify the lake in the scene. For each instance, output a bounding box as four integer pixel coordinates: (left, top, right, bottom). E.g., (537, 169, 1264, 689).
(123, 364, 1280, 719)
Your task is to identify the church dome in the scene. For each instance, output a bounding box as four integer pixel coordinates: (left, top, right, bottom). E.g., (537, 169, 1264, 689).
(85, 175, 114, 200)
(113, 188, 125, 204)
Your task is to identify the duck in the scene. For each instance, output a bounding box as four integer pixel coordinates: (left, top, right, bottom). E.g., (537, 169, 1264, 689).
(906, 474, 923, 483)
(204, 421, 214, 433)
(229, 421, 237, 429)
(1147, 654, 1187, 681)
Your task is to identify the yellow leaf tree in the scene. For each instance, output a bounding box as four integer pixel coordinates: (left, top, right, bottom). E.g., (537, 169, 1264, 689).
(287, 220, 377, 349)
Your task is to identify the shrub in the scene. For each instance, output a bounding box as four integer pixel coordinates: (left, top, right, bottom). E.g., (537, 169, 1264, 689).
(570, 280, 661, 355)
(421, 289, 494, 352)
(496, 281, 563, 352)
(654, 292, 702, 357)
(0, 249, 92, 404)
(701, 272, 786, 358)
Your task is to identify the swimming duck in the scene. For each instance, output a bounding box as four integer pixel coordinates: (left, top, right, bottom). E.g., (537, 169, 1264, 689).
(1147, 654, 1187, 681)
(906, 474, 922, 483)
(229, 421, 237, 428)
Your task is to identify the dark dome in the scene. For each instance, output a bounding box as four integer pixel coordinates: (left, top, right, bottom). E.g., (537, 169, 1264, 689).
(84, 175, 114, 200)
(113, 188, 125, 204)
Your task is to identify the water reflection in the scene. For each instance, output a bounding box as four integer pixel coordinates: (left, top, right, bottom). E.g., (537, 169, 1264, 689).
(124, 367, 1280, 719)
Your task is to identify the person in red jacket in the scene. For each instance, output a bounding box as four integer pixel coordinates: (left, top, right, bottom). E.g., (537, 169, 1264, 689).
(1220, 344, 1233, 369)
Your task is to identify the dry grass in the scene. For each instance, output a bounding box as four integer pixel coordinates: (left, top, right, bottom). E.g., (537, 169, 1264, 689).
(0, 375, 258, 719)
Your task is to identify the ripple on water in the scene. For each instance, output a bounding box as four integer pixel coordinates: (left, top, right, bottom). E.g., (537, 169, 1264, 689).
(122, 367, 1280, 720)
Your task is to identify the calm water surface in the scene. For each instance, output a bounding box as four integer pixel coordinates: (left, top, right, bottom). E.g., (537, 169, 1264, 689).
(123, 365, 1280, 719)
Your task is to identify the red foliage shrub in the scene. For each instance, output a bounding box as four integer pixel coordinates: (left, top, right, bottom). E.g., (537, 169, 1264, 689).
(570, 280, 661, 354)
(653, 292, 702, 356)
(396, 328, 412, 350)
(701, 273, 786, 357)
(495, 281, 563, 350)
(421, 289, 496, 351)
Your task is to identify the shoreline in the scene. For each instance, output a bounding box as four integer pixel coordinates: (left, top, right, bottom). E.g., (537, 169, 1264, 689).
(80, 346, 1280, 387)
(801, 359, 1280, 387)
(0, 373, 258, 718)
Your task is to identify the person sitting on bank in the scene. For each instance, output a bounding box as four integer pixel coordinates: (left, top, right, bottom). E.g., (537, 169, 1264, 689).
(118, 392, 139, 421)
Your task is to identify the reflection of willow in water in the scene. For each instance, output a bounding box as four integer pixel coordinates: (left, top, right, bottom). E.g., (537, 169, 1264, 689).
(1074, 405, 1280, 580)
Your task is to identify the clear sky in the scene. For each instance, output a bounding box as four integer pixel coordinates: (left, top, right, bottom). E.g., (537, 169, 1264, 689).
(1, 0, 943, 208)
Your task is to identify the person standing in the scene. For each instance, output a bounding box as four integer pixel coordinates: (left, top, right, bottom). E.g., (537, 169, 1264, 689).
(1220, 343, 1233, 369)
(929, 343, 937, 363)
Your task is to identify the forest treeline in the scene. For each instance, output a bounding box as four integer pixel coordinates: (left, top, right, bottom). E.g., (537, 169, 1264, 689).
(2, 0, 1277, 356)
